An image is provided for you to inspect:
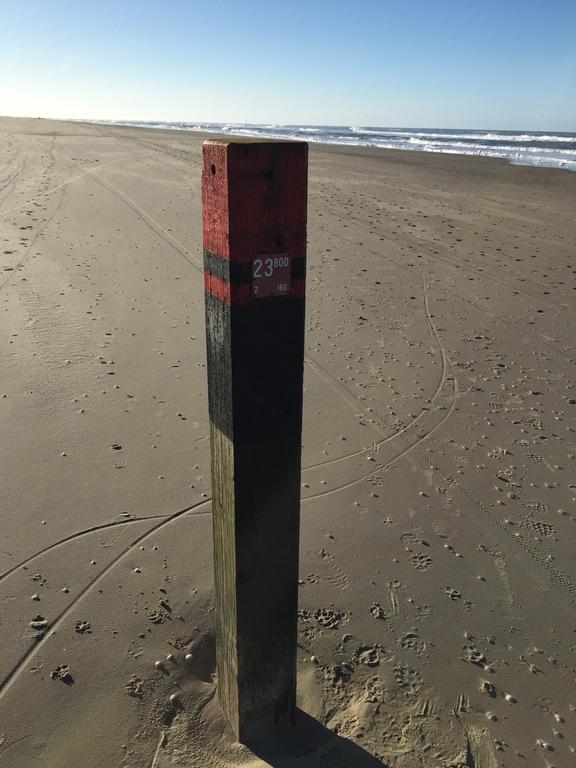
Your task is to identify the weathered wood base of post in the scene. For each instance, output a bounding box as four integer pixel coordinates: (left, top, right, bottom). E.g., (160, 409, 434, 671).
(206, 294, 305, 741)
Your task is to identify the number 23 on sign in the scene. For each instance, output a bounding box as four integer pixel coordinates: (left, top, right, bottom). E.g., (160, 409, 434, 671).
(251, 254, 291, 298)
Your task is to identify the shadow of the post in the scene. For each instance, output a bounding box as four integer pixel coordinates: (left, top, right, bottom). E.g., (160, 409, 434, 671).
(179, 631, 387, 765)
(245, 708, 387, 767)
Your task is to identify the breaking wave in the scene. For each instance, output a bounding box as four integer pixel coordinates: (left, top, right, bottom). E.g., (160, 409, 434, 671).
(91, 120, 576, 171)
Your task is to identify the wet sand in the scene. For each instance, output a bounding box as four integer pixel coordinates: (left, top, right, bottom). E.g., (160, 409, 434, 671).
(1, 116, 576, 767)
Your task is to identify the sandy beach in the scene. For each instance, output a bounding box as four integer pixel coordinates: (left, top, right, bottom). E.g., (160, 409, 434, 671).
(1, 116, 576, 767)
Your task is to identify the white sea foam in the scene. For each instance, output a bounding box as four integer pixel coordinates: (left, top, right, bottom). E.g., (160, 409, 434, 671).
(91, 120, 576, 171)
(351, 127, 576, 143)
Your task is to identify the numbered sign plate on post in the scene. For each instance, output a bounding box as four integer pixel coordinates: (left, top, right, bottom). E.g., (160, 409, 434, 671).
(252, 254, 291, 299)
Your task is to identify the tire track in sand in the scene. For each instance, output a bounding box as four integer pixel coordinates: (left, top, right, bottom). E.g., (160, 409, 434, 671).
(0, 280, 447, 585)
(0, 187, 65, 296)
(0, 499, 212, 697)
(84, 164, 454, 477)
(0, 277, 454, 695)
(0, 514, 170, 583)
(0, 159, 121, 218)
(80, 167, 203, 274)
(303, 271, 451, 474)
(319, 220, 576, 366)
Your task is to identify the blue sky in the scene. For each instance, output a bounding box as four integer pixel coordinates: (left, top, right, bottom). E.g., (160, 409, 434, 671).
(1, 0, 575, 130)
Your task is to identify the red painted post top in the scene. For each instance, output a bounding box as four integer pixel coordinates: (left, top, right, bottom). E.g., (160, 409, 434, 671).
(202, 140, 308, 307)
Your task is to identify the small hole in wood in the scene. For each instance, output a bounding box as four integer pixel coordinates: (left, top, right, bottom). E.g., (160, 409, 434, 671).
(210, 164, 216, 176)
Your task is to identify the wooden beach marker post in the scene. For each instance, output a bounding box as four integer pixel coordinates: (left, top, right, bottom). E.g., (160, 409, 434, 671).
(202, 139, 308, 742)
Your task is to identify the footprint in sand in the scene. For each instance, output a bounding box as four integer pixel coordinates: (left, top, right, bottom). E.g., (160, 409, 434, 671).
(309, 548, 349, 590)
(480, 679, 497, 697)
(410, 552, 432, 571)
(354, 644, 385, 667)
(398, 631, 423, 653)
(369, 602, 388, 620)
(50, 665, 73, 685)
(125, 675, 145, 698)
(526, 519, 555, 537)
(298, 608, 348, 631)
(392, 665, 422, 696)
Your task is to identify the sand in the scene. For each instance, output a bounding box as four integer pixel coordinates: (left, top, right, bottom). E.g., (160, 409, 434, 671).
(1, 116, 575, 767)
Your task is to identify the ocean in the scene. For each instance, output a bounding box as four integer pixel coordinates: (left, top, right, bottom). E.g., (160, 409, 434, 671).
(94, 121, 576, 172)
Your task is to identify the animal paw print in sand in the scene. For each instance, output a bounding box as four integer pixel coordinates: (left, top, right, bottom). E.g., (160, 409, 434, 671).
(410, 552, 432, 571)
(444, 587, 472, 610)
(393, 665, 422, 695)
(314, 608, 347, 629)
(50, 665, 73, 684)
(299, 608, 347, 630)
(462, 644, 488, 667)
(398, 631, 421, 651)
(363, 676, 389, 704)
(370, 602, 388, 620)
(354, 644, 385, 667)
(125, 675, 145, 698)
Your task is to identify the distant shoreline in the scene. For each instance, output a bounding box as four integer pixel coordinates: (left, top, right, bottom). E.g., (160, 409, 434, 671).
(86, 119, 576, 172)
